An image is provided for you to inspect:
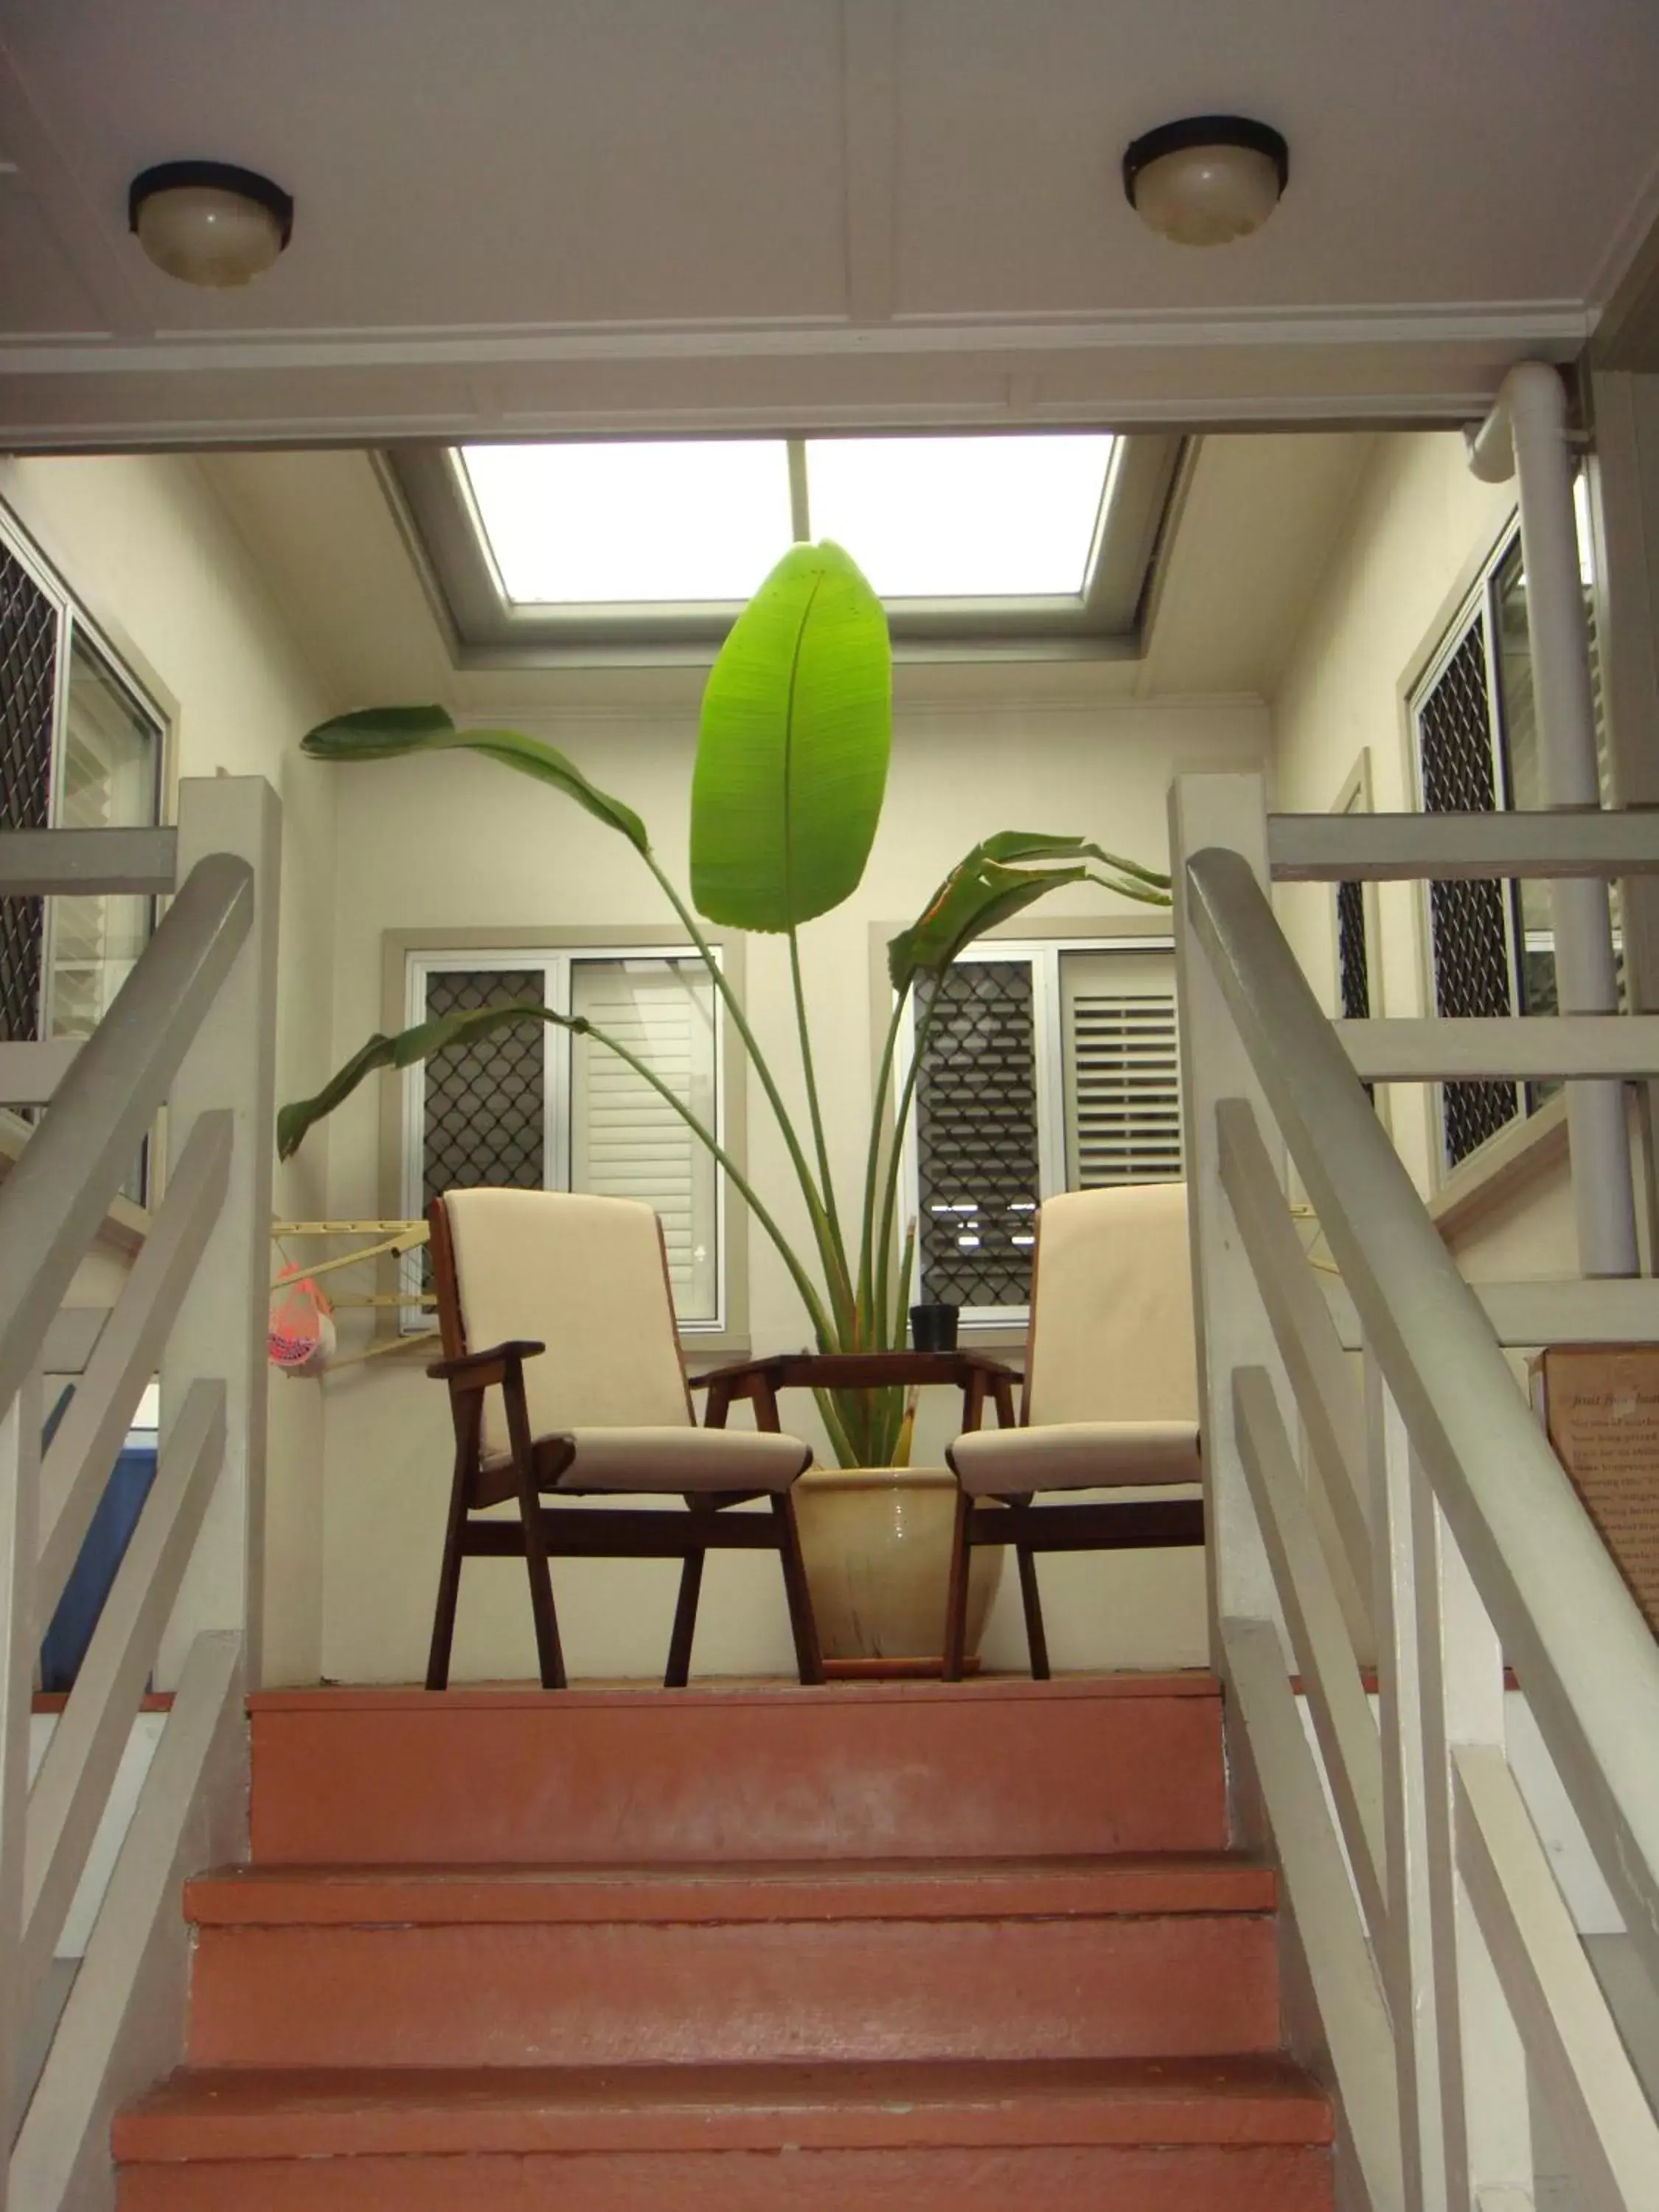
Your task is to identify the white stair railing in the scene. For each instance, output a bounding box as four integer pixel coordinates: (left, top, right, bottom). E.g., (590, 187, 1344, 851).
(1172, 771, 1659, 2212)
(0, 778, 277, 2212)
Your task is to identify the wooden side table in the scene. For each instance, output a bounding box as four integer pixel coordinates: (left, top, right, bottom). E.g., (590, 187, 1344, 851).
(693, 1349, 1022, 1678)
(695, 1348, 1020, 1434)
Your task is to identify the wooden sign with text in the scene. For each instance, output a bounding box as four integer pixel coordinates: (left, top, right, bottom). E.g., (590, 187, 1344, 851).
(1531, 1343, 1659, 1639)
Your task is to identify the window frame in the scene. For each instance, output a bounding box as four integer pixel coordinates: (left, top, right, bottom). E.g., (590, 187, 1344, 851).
(896, 928, 1179, 1329)
(383, 925, 747, 1349)
(1408, 520, 1557, 1179)
(381, 432, 1183, 665)
(0, 501, 169, 1203)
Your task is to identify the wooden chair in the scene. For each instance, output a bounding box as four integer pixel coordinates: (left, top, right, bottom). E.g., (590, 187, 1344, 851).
(942, 1180, 1204, 1680)
(425, 1187, 822, 1690)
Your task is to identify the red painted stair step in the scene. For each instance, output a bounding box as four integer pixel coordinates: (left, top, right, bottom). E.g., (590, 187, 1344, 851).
(117, 2056, 1333, 2212)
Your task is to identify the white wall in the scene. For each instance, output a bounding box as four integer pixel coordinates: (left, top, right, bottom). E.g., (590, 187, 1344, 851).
(313, 677, 1267, 1682)
(0, 453, 340, 1686)
(1270, 431, 1524, 1197)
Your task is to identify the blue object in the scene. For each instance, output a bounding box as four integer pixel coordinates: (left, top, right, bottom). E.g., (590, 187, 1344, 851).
(39, 1441, 158, 1693)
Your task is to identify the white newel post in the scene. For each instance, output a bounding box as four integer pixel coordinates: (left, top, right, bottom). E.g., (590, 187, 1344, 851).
(1169, 775, 1295, 1675)
(157, 778, 280, 1691)
(1468, 362, 1638, 1278)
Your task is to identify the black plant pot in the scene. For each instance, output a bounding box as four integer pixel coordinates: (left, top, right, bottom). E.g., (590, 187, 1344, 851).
(909, 1301, 960, 1354)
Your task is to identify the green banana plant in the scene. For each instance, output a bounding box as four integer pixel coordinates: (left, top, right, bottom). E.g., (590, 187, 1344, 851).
(279, 540, 1171, 1468)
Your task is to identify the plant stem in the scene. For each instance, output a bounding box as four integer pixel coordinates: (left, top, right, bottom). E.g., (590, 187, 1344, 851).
(874, 981, 942, 1341)
(788, 925, 854, 1332)
(856, 986, 910, 1341)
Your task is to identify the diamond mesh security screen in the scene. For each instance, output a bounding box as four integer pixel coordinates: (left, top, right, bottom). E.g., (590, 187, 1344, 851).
(914, 961, 1040, 1307)
(0, 543, 58, 1043)
(1418, 616, 1518, 1166)
(421, 968, 547, 1213)
(1337, 878, 1368, 1021)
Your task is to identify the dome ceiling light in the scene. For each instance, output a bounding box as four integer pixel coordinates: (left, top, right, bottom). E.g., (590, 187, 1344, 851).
(1122, 116, 1288, 248)
(128, 160, 293, 288)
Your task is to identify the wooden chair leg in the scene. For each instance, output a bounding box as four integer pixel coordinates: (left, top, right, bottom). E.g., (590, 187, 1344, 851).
(1015, 1529, 1051, 1681)
(511, 1472, 566, 1690)
(665, 1500, 708, 1689)
(425, 1454, 472, 1692)
(771, 1490, 824, 1686)
(941, 1485, 973, 1683)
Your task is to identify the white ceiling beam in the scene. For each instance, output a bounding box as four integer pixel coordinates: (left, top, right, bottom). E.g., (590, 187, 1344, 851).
(840, 0, 900, 325)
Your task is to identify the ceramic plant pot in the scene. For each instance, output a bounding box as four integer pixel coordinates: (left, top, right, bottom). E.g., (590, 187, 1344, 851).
(793, 1467, 1004, 1677)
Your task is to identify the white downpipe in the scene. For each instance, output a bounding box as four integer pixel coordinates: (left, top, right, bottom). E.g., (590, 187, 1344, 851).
(1467, 363, 1638, 1278)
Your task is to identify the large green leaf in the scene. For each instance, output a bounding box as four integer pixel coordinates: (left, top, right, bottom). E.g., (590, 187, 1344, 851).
(690, 542, 891, 931)
(888, 832, 1172, 992)
(303, 704, 651, 855)
(276, 1001, 557, 1161)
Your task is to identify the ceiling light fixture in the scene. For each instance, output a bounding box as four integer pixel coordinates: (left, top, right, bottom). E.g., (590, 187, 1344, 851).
(128, 160, 293, 288)
(1122, 116, 1287, 247)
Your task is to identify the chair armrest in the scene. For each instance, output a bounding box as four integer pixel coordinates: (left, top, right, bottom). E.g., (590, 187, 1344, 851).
(427, 1339, 546, 1386)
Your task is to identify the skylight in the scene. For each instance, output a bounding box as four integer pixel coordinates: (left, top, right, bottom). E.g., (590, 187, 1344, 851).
(457, 433, 1116, 609)
(387, 428, 1178, 657)
(805, 435, 1113, 599)
(460, 441, 792, 605)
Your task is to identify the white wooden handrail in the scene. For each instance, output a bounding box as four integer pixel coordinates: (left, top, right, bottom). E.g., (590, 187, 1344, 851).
(1324, 1275, 1659, 1352)
(0, 777, 276, 2212)
(20, 1382, 226, 2020)
(0, 852, 251, 1419)
(1338, 1014, 1659, 1082)
(1176, 769, 1659, 2212)
(34, 1112, 231, 1633)
(1267, 808, 1659, 882)
(1455, 1747, 1659, 2212)
(1186, 839, 1659, 1992)
(0, 827, 178, 897)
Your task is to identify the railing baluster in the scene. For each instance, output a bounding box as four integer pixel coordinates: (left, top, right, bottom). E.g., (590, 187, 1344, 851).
(1455, 1747, 1659, 2212)
(1219, 1096, 1372, 1628)
(20, 1382, 226, 2028)
(1224, 1615, 1406, 2212)
(1411, 1464, 1530, 2210)
(1368, 1352, 1450, 2212)
(34, 1111, 232, 1636)
(1234, 1364, 1386, 1939)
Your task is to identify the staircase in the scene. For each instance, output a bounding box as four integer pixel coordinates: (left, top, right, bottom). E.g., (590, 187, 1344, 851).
(113, 1674, 1330, 2209)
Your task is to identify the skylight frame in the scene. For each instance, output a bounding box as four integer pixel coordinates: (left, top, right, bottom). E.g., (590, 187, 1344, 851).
(385, 431, 1183, 666)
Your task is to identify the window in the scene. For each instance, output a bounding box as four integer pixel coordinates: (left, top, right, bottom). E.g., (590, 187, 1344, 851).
(386, 431, 1182, 659)
(0, 510, 165, 1202)
(1411, 521, 1610, 1175)
(401, 946, 726, 1332)
(901, 939, 1181, 1324)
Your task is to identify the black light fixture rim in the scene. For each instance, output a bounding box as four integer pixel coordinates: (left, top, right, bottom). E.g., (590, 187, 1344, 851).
(128, 161, 294, 247)
(1121, 116, 1289, 206)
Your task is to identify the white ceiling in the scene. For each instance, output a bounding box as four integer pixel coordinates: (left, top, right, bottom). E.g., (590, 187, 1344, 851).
(2, 1, 1658, 445)
(200, 429, 1381, 709)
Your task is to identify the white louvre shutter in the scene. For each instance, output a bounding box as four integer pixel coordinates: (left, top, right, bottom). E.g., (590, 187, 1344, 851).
(568, 958, 719, 1324)
(1061, 949, 1182, 1189)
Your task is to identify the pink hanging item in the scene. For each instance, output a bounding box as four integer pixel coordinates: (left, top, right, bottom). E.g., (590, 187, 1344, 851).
(268, 1265, 335, 1377)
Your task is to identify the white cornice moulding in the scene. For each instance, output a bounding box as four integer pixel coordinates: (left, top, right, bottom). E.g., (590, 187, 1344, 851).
(0, 299, 1594, 380)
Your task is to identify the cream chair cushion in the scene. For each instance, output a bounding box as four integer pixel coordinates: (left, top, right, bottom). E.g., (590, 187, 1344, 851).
(445, 1189, 694, 1460)
(554, 1428, 811, 1493)
(949, 1419, 1199, 1498)
(1025, 1181, 1197, 1427)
